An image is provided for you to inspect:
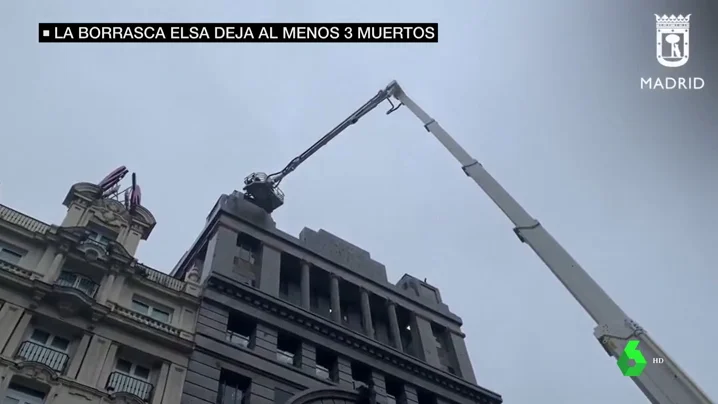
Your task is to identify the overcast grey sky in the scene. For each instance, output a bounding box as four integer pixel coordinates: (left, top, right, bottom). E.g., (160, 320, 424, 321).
(2, 1, 717, 403)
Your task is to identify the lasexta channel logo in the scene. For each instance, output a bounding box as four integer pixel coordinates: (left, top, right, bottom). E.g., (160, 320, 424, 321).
(617, 340, 647, 377)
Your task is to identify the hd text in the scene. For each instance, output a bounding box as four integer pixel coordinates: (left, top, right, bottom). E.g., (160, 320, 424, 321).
(38, 23, 438, 43)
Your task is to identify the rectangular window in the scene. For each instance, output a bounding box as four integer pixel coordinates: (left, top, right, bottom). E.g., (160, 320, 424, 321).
(315, 348, 338, 382)
(236, 233, 261, 265)
(86, 222, 118, 246)
(18, 328, 71, 373)
(131, 297, 173, 323)
(29, 329, 70, 352)
(0, 242, 25, 264)
(107, 357, 154, 401)
(350, 361, 372, 387)
(276, 333, 301, 367)
(226, 312, 256, 348)
(115, 358, 151, 380)
(218, 370, 250, 404)
(4, 383, 46, 404)
(385, 376, 404, 404)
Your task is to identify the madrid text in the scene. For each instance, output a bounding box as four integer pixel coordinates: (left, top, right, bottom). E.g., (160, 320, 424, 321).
(640, 77, 705, 90)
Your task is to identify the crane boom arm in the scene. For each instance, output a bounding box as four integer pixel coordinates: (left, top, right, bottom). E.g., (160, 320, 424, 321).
(267, 89, 396, 185)
(384, 81, 713, 404)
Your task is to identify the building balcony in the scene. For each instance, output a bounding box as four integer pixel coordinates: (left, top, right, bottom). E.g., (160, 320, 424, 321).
(137, 263, 185, 292)
(55, 271, 99, 298)
(106, 371, 154, 402)
(15, 341, 69, 373)
(0, 257, 35, 279)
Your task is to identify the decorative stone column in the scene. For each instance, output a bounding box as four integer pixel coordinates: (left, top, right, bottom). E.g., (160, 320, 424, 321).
(329, 274, 341, 322)
(43, 252, 65, 283)
(387, 300, 402, 351)
(360, 288, 374, 338)
(300, 260, 311, 309)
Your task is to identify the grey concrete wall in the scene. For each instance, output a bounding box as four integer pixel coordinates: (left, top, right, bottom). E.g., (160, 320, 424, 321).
(300, 342, 316, 374)
(259, 245, 282, 296)
(336, 356, 353, 388)
(298, 228, 388, 284)
(412, 315, 441, 368)
(201, 225, 236, 285)
(449, 332, 476, 383)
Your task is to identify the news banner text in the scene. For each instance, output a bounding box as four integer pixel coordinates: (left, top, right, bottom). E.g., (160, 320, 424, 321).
(38, 23, 438, 43)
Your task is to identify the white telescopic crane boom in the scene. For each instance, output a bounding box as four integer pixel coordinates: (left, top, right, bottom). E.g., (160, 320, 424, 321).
(383, 81, 712, 404)
(243, 80, 713, 404)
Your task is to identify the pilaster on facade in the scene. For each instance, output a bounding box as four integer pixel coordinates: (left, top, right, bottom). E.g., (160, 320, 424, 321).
(370, 370, 388, 404)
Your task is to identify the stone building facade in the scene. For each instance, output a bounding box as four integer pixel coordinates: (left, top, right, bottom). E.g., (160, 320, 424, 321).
(171, 191, 502, 404)
(0, 177, 200, 404)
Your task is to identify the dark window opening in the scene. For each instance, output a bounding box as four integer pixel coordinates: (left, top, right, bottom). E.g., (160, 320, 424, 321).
(0, 242, 24, 265)
(5, 381, 47, 403)
(276, 333, 301, 367)
(340, 301, 351, 324)
(370, 296, 391, 345)
(218, 370, 250, 404)
(338, 281, 363, 332)
(350, 361, 372, 389)
(278, 253, 302, 306)
(395, 307, 415, 357)
(86, 222, 118, 246)
(279, 279, 289, 298)
(417, 389, 437, 404)
(385, 377, 405, 404)
(226, 312, 256, 349)
(309, 270, 331, 319)
(315, 348, 338, 382)
(236, 232, 261, 265)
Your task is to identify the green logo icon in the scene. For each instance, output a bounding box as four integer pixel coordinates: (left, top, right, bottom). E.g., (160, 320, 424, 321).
(617, 340, 647, 376)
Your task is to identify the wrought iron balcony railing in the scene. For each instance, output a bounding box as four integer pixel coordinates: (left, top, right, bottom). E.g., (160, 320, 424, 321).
(55, 271, 99, 298)
(106, 371, 154, 401)
(15, 341, 69, 373)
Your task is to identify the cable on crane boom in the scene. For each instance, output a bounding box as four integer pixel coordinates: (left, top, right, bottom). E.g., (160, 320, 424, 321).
(242, 82, 403, 213)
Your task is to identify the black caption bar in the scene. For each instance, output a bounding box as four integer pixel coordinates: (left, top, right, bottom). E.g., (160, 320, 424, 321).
(38, 23, 438, 43)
